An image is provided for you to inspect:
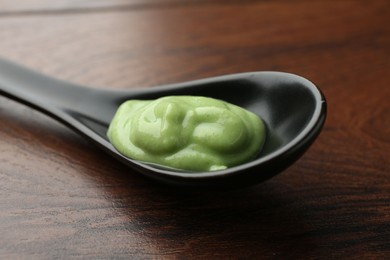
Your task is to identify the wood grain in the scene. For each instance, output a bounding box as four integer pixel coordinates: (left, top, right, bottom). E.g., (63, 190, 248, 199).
(0, 0, 261, 15)
(0, 0, 389, 259)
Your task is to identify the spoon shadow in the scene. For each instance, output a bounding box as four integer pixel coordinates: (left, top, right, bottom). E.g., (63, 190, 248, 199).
(84, 162, 318, 258)
(0, 104, 317, 257)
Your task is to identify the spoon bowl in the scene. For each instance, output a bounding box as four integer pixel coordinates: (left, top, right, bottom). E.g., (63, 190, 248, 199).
(0, 58, 326, 189)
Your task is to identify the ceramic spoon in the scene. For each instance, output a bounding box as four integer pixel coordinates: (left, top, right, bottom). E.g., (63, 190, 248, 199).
(0, 58, 326, 189)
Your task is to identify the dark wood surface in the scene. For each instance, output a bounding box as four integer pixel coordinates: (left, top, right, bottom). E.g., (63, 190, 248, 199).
(0, 0, 389, 258)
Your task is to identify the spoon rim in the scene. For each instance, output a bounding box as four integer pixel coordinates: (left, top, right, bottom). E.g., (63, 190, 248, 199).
(110, 71, 326, 179)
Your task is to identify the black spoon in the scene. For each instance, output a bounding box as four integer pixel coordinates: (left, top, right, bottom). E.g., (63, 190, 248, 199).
(0, 58, 326, 189)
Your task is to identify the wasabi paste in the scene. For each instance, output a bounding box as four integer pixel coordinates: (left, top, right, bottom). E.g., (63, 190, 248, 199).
(107, 96, 265, 171)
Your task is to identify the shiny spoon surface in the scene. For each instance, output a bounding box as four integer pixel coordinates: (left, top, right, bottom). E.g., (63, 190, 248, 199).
(0, 58, 326, 189)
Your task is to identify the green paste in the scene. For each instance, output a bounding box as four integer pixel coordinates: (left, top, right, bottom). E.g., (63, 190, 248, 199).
(107, 96, 266, 171)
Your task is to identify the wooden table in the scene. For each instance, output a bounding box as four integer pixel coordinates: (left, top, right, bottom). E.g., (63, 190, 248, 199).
(0, 1, 389, 258)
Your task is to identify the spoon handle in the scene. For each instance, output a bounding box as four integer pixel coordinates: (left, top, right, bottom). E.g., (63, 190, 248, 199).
(0, 57, 132, 127)
(0, 58, 94, 113)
